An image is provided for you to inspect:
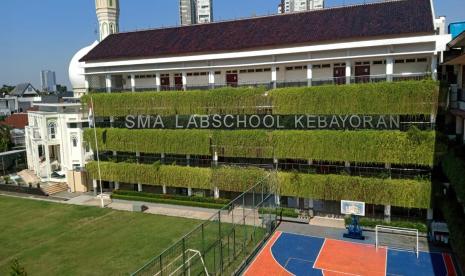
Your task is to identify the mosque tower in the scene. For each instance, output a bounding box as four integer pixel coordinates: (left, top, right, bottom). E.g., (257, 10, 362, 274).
(95, 0, 119, 41)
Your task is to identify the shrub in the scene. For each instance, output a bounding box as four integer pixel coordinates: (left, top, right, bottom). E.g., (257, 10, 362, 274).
(278, 171, 431, 209)
(85, 128, 438, 166)
(344, 217, 428, 232)
(113, 189, 229, 204)
(111, 194, 226, 209)
(441, 151, 465, 204)
(87, 162, 432, 209)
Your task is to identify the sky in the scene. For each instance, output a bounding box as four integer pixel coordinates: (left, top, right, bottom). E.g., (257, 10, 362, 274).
(0, 0, 463, 89)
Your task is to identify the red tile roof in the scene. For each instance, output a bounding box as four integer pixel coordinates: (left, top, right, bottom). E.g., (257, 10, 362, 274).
(0, 113, 28, 129)
(81, 0, 434, 62)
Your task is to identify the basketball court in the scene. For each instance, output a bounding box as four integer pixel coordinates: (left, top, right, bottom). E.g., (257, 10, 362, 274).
(244, 231, 458, 276)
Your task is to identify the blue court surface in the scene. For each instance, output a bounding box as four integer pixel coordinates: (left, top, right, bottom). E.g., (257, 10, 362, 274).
(245, 231, 458, 276)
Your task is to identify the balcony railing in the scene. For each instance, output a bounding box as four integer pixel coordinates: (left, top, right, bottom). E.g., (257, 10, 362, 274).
(88, 73, 433, 94)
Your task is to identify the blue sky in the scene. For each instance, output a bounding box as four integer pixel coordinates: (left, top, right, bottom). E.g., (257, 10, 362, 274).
(0, 0, 463, 89)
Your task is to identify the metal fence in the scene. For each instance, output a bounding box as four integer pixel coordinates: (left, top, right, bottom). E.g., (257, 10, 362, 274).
(131, 173, 279, 276)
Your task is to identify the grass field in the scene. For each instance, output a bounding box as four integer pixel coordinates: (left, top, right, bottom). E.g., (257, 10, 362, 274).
(0, 195, 205, 276)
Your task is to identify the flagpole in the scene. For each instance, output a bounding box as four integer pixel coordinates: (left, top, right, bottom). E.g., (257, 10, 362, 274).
(90, 96, 104, 208)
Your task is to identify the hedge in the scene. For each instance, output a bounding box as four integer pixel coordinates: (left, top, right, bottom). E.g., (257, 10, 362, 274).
(259, 207, 299, 218)
(85, 128, 438, 166)
(278, 171, 431, 209)
(344, 217, 428, 233)
(111, 194, 226, 209)
(83, 81, 438, 117)
(269, 80, 438, 115)
(86, 161, 431, 209)
(441, 151, 465, 204)
(84, 128, 211, 156)
(83, 87, 268, 117)
(86, 162, 212, 189)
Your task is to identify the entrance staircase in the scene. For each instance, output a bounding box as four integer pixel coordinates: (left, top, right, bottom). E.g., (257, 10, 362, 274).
(41, 183, 69, 196)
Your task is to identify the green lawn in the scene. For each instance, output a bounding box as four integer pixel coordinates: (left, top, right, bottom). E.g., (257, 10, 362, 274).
(0, 195, 205, 276)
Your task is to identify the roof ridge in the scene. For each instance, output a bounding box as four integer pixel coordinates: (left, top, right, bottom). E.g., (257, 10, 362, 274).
(113, 0, 411, 36)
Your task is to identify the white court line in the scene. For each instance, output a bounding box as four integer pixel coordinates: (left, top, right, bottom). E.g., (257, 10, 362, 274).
(270, 233, 295, 275)
(312, 238, 327, 269)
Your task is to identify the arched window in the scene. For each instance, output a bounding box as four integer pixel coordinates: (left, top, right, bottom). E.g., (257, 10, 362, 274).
(109, 0, 113, 6)
(109, 23, 114, 34)
(71, 136, 78, 148)
(48, 121, 57, 139)
(102, 22, 108, 38)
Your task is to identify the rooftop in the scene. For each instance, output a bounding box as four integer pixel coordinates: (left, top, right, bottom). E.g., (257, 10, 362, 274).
(81, 0, 434, 63)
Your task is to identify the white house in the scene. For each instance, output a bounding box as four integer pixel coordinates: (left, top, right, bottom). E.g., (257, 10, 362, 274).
(24, 99, 92, 191)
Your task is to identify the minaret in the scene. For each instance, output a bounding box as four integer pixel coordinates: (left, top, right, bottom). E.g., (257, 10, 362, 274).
(95, 0, 119, 41)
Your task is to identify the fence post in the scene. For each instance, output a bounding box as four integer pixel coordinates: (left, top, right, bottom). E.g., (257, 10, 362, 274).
(159, 255, 163, 276)
(182, 238, 187, 275)
(218, 210, 223, 274)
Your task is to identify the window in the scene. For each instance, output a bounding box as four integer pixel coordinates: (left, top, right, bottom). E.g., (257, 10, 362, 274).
(313, 64, 322, 69)
(69, 123, 78, 129)
(187, 73, 193, 76)
(71, 136, 78, 148)
(48, 121, 57, 139)
(406, 59, 416, 63)
(294, 66, 303, 70)
(255, 68, 263, 72)
(263, 68, 271, 72)
(239, 70, 247, 74)
(322, 64, 331, 68)
(247, 69, 254, 73)
(200, 72, 207, 76)
(215, 71, 221, 75)
(373, 60, 383, 65)
(417, 58, 427, 63)
(395, 59, 405, 64)
(109, 0, 113, 6)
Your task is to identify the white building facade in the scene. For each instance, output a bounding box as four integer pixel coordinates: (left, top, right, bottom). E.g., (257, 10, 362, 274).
(279, 0, 324, 13)
(180, 0, 213, 25)
(25, 102, 92, 188)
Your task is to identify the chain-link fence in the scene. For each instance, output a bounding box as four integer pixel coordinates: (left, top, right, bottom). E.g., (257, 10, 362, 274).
(131, 173, 279, 276)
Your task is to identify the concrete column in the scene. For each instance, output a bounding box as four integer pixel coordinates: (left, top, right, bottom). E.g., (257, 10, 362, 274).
(212, 151, 218, 166)
(182, 71, 187, 91)
(84, 76, 90, 93)
(130, 74, 136, 92)
(386, 57, 394, 82)
(345, 61, 351, 84)
(114, 181, 120, 190)
(431, 55, 438, 80)
(137, 183, 143, 192)
(105, 74, 112, 93)
(427, 208, 434, 220)
(307, 64, 313, 86)
(110, 117, 114, 128)
(186, 154, 190, 167)
(456, 117, 464, 137)
(44, 144, 51, 181)
(162, 185, 167, 194)
(155, 73, 161, 92)
(208, 70, 215, 89)
(161, 153, 165, 164)
(214, 187, 220, 199)
(308, 160, 313, 165)
(188, 187, 193, 197)
(275, 194, 281, 205)
(384, 205, 391, 223)
(271, 65, 277, 89)
(308, 199, 314, 217)
(93, 179, 98, 196)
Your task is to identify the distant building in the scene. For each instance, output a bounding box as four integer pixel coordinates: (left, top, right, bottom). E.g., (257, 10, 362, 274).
(40, 70, 57, 92)
(180, 0, 213, 25)
(278, 0, 324, 13)
(8, 83, 41, 113)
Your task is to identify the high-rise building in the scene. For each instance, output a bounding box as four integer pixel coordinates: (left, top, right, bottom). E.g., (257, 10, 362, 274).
(95, 0, 120, 41)
(180, 0, 213, 26)
(41, 70, 57, 92)
(278, 0, 324, 13)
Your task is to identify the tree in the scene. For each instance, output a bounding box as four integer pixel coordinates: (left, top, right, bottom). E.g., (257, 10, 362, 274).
(0, 125, 11, 152)
(0, 85, 15, 95)
(10, 259, 27, 276)
(56, 84, 68, 93)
